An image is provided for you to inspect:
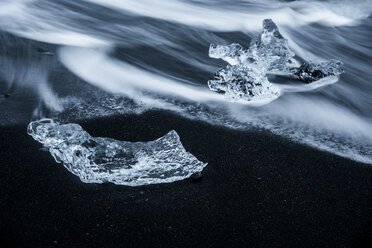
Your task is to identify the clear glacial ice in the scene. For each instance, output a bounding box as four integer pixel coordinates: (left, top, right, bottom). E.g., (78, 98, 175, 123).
(291, 60, 344, 83)
(208, 19, 343, 103)
(27, 119, 207, 186)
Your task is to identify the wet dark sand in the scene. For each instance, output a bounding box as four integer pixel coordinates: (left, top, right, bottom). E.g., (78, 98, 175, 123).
(0, 110, 371, 248)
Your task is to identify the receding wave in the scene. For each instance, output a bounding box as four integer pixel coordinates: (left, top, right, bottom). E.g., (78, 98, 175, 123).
(0, 0, 371, 165)
(57, 45, 372, 165)
(83, 0, 371, 31)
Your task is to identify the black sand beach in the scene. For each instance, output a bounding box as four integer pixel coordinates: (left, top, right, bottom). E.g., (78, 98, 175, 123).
(0, 111, 371, 248)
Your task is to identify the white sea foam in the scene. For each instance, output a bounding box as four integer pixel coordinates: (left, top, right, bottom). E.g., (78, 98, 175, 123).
(0, 55, 63, 112)
(0, 0, 109, 47)
(58, 46, 226, 103)
(83, 0, 369, 31)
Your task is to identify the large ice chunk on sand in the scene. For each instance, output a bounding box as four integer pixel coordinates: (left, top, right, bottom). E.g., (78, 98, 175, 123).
(28, 119, 207, 186)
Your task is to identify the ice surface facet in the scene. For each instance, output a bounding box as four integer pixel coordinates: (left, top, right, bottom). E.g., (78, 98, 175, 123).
(27, 119, 207, 186)
(208, 65, 280, 102)
(209, 43, 249, 66)
(249, 19, 295, 71)
(208, 19, 343, 103)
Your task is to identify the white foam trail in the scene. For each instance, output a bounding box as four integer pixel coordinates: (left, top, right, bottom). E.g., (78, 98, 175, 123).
(0, 55, 64, 112)
(83, 0, 366, 31)
(14, 30, 109, 47)
(58, 46, 225, 103)
(270, 96, 372, 140)
(37, 80, 63, 112)
(218, 94, 372, 164)
(274, 76, 339, 93)
(0, 0, 109, 47)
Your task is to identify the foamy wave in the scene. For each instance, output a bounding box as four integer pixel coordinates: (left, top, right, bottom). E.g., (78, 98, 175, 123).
(56, 47, 372, 165)
(0, 0, 109, 47)
(58, 46, 225, 102)
(83, 0, 369, 31)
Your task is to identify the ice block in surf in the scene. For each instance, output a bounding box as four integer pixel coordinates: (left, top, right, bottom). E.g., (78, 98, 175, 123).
(208, 19, 343, 104)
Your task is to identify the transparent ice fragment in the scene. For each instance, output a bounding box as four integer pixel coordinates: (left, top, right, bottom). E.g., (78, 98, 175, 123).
(208, 19, 343, 103)
(27, 119, 207, 186)
(291, 60, 344, 83)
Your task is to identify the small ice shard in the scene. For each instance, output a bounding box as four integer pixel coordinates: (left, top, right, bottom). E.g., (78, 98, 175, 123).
(208, 19, 343, 103)
(291, 60, 344, 83)
(27, 119, 207, 186)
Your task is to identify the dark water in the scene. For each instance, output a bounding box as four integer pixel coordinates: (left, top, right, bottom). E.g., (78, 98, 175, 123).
(0, 0, 371, 163)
